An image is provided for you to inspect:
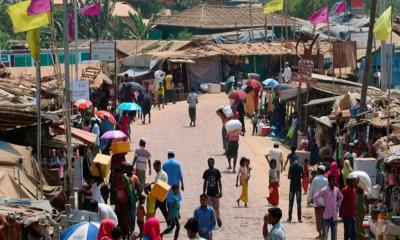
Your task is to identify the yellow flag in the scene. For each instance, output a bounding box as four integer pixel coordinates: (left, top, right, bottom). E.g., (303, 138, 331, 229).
(7, 1, 50, 33)
(263, 0, 284, 15)
(373, 6, 392, 41)
(27, 28, 40, 63)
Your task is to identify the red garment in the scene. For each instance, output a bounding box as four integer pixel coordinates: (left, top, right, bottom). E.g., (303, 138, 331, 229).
(302, 165, 310, 192)
(116, 178, 128, 204)
(267, 181, 279, 206)
(111, 154, 126, 169)
(341, 186, 356, 217)
(97, 219, 116, 240)
(143, 217, 162, 240)
(325, 162, 340, 187)
(253, 88, 260, 109)
(119, 115, 130, 141)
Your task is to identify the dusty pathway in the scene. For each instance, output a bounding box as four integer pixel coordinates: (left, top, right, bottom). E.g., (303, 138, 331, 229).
(127, 93, 343, 239)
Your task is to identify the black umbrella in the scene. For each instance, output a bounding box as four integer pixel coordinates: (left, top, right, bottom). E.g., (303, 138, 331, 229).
(272, 83, 293, 91)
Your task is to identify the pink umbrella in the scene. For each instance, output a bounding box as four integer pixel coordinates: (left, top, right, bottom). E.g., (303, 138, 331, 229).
(100, 130, 127, 140)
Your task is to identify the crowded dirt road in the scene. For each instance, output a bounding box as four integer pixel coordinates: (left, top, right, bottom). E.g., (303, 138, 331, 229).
(127, 93, 343, 239)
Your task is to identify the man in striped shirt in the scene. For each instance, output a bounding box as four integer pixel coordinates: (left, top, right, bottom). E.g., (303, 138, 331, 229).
(133, 138, 152, 190)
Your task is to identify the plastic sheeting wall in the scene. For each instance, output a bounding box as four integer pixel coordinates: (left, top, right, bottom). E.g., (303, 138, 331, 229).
(187, 57, 222, 89)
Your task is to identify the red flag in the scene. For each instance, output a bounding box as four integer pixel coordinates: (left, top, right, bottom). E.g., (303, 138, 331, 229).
(81, 2, 101, 16)
(334, 1, 345, 14)
(309, 6, 329, 25)
(68, 12, 74, 42)
(27, 0, 51, 15)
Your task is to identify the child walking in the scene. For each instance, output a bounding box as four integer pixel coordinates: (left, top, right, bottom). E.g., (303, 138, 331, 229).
(144, 184, 156, 219)
(267, 159, 280, 206)
(236, 157, 250, 207)
(136, 195, 146, 239)
(251, 114, 259, 135)
(157, 85, 165, 110)
(302, 159, 310, 194)
(162, 184, 180, 240)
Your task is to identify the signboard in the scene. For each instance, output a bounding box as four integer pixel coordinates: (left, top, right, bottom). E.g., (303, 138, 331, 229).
(72, 80, 90, 102)
(350, 32, 369, 49)
(293, 59, 315, 84)
(90, 41, 116, 62)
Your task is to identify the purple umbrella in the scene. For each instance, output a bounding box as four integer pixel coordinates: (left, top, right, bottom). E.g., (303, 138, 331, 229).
(100, 130, 127, 140)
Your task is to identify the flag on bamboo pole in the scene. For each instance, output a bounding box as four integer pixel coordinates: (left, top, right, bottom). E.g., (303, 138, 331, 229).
(263, 0, 283, 15)
(27, 0, 51, 16)
(81, 2, 101, 16)
(27, 28, 41, 62)
(69, 11, 74, 42)
(333, 1, 345, 14)
(373, 6, 392, 41)
(309, 6, 329, 25)
(7, 1, 50, 33)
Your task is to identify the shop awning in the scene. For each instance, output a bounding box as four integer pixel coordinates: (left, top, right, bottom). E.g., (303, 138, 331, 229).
(118, 68, 150, 78)
(304, 96, 341, 107)
(55, 125, 97, 145)
(168, 58, 196, 64)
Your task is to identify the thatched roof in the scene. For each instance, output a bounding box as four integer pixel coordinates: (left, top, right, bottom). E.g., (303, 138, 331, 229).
(153, 4, 296, 29)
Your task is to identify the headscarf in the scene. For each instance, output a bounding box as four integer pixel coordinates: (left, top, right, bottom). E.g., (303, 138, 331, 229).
(325, 162, 340, 186)
(342, 160, 353, 184)
(97, 219, 116, 240)
(143, 217, 162, 240)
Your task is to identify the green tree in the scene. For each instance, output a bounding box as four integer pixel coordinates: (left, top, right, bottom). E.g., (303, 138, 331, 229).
(128, 9, 153, 40)
(0, 31, 11, 50)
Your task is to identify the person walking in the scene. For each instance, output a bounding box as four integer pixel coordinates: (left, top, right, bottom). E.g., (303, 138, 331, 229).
(187, 88, 199, 127)
(226, 127, 241, 173)
(266, 159, 279, 206)
(262, 207, 286, 240)
(161, 184, 181, 240)
(162, 150, 184, 223)
(89, 200, 118, 224)
(133, 138, 152, 190)
(194, 194, 216, 240)
(152, 160, 169, 223)
(202, 158, 223, 227)
(265, 143, 283, 179)
(287, 157, 303, 223)
(236, 157, 250, 207)
(355, 186, 368, 240)
(313, 174, 343, 240)
(118, 110, 130, 141)
(341, 176, 357, 240)
(307, 165, 329, 239)
(184, 218, 206, 240)
(165, 74, 175, 104)
(142, 82, 152, 124)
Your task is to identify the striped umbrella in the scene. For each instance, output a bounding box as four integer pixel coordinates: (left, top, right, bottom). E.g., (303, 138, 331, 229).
(61, 222, 100, 240)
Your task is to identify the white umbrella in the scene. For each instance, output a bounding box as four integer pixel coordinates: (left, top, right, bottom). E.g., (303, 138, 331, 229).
(348, 171, 371, 194)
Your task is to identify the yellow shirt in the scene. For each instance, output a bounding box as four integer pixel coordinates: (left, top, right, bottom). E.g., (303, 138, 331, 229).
(157, 86, 165, 96)
(165, 75, 173, 90)
(146, 193, 156, 217)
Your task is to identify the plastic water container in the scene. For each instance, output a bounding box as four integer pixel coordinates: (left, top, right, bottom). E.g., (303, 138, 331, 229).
(151, 180, 171, 202)
(92, 154, 111, 178)
(261, 126, 270, 136)
(111, 141, 130, 154)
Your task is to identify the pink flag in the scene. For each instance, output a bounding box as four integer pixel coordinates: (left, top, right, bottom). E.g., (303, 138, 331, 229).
(27, 0, 51, 16)
(309, 6, 329, 25)
(334, 1, 346, 14)
(68, 12, 74, 42)
(81, 3, 101, 16)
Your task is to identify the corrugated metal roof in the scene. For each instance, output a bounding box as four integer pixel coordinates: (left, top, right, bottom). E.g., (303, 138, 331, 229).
(116, 40, 191, 56)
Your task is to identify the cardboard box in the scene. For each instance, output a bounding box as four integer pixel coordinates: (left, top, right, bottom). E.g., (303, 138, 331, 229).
(151, 180, 171, 202)
(111, 141, 130, 154)
(342, 109, 351, 118)
(91, 154, 111, 178)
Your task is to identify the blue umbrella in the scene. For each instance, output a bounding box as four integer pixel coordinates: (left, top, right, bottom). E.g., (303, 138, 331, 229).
(262, 78, 279, 89)
(119, 102, 142, 111)
(61, 222, 100, 240)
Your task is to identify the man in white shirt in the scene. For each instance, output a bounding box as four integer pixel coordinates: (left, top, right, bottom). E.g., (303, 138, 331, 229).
(89, 200, 118, 224)
(187, 88, 199, 127)
(265, 143, 284, 179)
(283, 62, 292, 83)
(153, 160, 169, 224)
(307, 165, 328, 239)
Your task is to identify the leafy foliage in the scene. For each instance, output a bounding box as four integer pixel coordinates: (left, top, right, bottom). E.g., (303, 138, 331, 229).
(128, 9, 153, 40)
(0, 31, 12, 50)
